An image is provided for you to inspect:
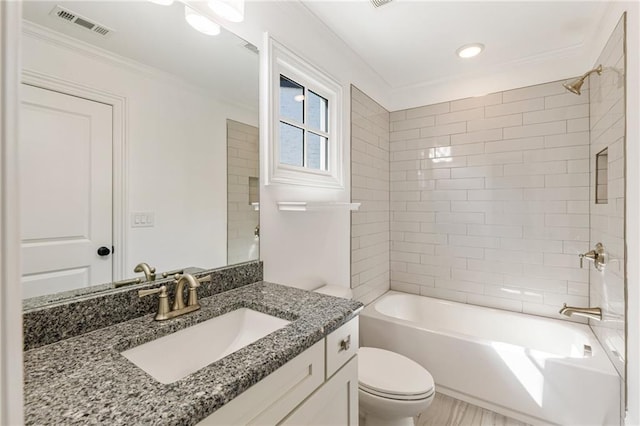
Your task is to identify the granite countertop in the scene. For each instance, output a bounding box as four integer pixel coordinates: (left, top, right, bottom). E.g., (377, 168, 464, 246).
(24, 281, 363, 425)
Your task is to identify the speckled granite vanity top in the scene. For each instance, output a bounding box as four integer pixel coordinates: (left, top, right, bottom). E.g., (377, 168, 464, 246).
(24, 282, 363, 425)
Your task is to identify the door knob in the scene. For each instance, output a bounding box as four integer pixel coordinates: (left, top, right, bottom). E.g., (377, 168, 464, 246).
(97, 246, 111, 256)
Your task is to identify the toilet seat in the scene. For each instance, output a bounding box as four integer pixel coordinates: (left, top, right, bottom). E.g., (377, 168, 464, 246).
(358, 347, 435, 402)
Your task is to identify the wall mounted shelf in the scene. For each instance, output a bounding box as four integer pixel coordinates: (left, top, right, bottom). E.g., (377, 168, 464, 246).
(277, 202, 361, 212)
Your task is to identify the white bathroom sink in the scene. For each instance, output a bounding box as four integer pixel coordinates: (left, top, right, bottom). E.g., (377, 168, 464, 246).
(121, 308, 290, 384)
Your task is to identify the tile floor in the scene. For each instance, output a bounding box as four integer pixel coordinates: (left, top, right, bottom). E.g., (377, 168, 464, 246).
(418, 393, 531, 426)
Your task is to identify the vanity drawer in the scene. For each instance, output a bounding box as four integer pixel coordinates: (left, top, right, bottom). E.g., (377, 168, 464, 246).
(325, 316, 359, 379)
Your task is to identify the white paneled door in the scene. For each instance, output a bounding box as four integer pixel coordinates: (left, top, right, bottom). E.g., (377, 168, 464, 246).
(20, 84, 113, 298)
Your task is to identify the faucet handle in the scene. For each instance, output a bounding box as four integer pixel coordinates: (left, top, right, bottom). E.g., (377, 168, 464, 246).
(138, 285, 170, 321)
(197, 275, 212, 285)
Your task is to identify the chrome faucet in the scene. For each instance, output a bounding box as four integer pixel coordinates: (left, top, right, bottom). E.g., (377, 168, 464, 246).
(134, 262, 156, 282)
(559, 303, 602, 321)
(138, 273, 211, 321)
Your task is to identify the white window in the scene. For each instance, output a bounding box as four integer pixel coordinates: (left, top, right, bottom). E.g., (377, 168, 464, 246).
(268, 39, 343, 188)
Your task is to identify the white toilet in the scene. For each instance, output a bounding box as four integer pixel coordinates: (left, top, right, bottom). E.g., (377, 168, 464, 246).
(313, 285, 435, 426)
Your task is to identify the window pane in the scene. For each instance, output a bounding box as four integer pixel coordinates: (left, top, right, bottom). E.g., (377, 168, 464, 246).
(279, 122, 304, 167)
(280, 75, 304, 124)
(307, 132, 328, 170)
(308, 90, 328, 132)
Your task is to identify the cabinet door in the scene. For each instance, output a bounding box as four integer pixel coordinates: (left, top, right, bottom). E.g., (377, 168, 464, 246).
(280, 356, 358, 426)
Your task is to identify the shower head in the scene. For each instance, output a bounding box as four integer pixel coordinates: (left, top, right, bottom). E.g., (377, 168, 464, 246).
(562, 64, 603, 95)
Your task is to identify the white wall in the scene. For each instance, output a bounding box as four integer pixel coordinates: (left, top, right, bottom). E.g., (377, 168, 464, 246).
(21, 24, 258, 280)
(198, 1, 392, 290)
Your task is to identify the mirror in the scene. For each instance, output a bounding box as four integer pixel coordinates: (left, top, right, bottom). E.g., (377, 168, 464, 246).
(20, 1, 259, 303)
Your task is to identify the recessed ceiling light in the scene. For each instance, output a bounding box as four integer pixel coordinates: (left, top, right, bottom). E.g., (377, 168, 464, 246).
(456, 43, 484, 59)
(184, 5, 220, 36)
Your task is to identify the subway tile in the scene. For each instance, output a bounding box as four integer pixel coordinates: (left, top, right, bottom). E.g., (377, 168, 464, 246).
(421, 190, 468, 201)
(523, 104, 589, 125)
(502, 81, 566, 103)
(468, 224, 522, 238)
(500, 237, 564, 253)
(435, 245, 484, 259)
(406, 168, 451, 180)
(436, 212, 485, 224)
(504, 121, 566, 139)
(567, 159, 590, 173)
(523, 226, 589, 241)
(545, 214, 590, 228)
(390, 115, 435, 132)
(568, 117, 590, 132)
(503, 161, 567, 176)
(451, 165, 504, 178)
(451, 128, 503, 145)
(436, 107, 484, 125)
(522, 303, 585, 322)
(468, 258, 523, 275)
(391, 271, 428, 286)
(405, 102, 450, 119)
(483, 285, 543, 303)
(436, 178, 484, 190)
(524, 187, 589, 201)
(467, 113, 522, 132)
(484, 248, 544, 265)
(485, 175, 545, 189)
(420, 254, 467, 269)
(545, 91, 589, 109)
(485, 212, 545, 227)
(544, 173, 589, 188)
(567, 200, 589, 214)
(544, 131, 589, 148)
(543, 252, 581, 268)
(389, 281, 421, 295)
(421, 222, 467, 235)
(468, 189, 523, 201)
(485, 98, 544, 117)
(390, 128, 420, 142)
(406, 201, 451, 212)
(467, 151, 523, 167)
(524, 145, 589, 163)
(449, 235, 500, 248)
(503, 274, 567, 293)
(407, 263, 451, 279)
(420, 121, 467, 138)
(419, 286, 468, 303)
(436, 278, 485, 294)
(450, 93, 502, 111)
(451, 200, 501, 213)
(485, 137, 544, 153)
(421, 156, 468, 169)
(404, 232, 448, 245)
(503, 200, 566, 213)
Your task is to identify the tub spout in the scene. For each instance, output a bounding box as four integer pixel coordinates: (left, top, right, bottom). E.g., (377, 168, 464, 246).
(559, 303, 602, 321)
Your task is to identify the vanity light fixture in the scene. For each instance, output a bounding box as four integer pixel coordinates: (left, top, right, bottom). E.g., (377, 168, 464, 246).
(184, 5, 221, 36)
(208, 0, 245, 23)
(456, 43, 484, 59)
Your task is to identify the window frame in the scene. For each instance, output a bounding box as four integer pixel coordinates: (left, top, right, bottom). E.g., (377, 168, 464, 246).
(267, 38, 344, 188)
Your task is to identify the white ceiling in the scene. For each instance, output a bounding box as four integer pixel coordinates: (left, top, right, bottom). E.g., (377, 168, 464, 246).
(22, 0, 259, 111)
(302, 0, 608, 95)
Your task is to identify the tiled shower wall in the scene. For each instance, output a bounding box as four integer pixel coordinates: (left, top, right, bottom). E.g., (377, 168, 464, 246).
(388, 82, 592, 319)
(351, 86, 391, 305)
(589, 15, 626, 378)
(227, 119, 260, 265)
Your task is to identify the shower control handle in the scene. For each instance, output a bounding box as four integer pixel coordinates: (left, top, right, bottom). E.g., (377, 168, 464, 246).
(579, 243, 607, 271)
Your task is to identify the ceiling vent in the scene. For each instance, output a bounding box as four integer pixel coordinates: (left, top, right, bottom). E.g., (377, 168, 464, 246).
(49, 5, 114, 37)
(370, 0, 393, 8)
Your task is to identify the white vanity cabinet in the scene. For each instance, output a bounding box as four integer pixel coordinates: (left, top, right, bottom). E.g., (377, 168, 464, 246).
(199, 316, 359, 425)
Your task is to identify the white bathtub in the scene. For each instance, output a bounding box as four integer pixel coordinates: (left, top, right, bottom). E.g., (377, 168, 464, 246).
(360, 291, 620, 426)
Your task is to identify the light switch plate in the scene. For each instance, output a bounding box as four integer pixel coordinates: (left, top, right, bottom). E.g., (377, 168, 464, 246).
(131, 212, 155, 228)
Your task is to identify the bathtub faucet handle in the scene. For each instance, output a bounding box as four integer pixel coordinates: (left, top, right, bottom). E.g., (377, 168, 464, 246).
(579, 243, 607, 271)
